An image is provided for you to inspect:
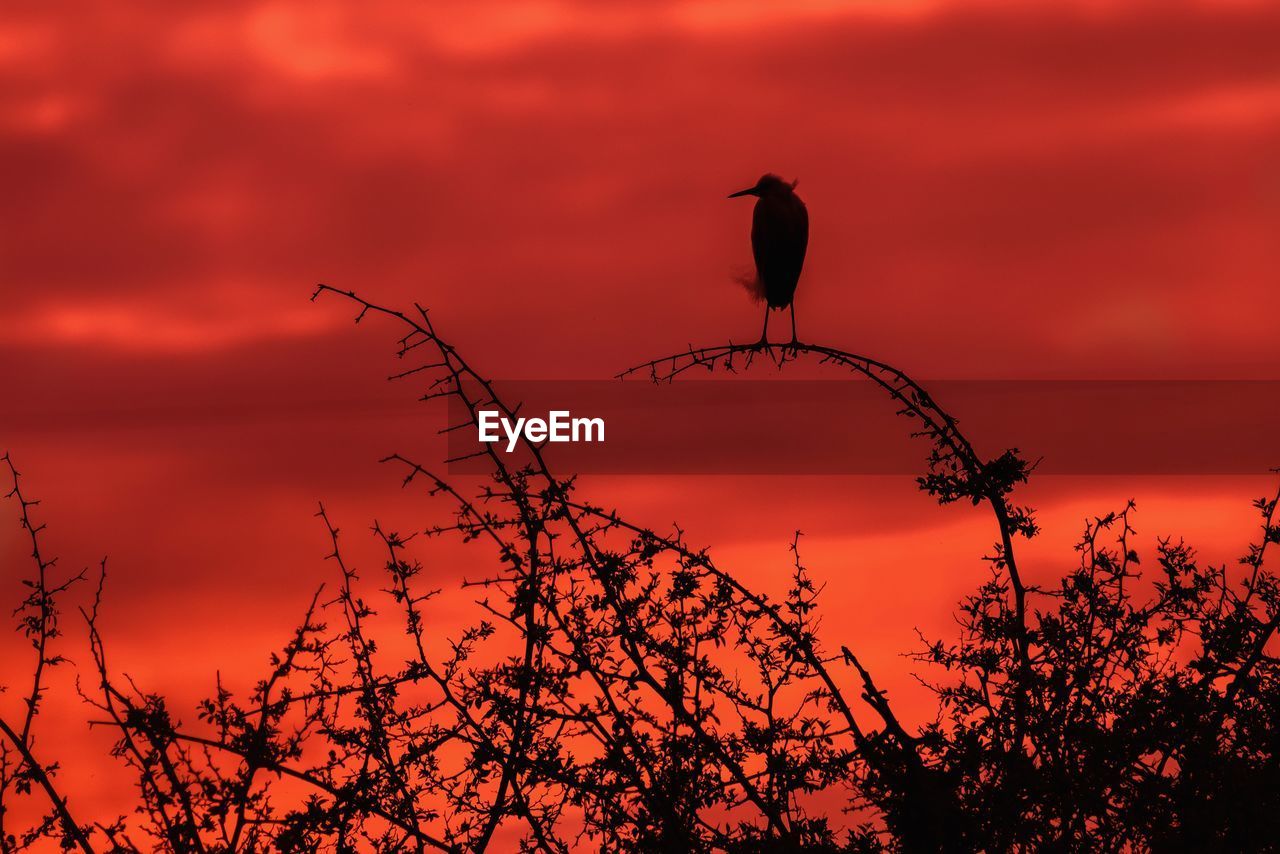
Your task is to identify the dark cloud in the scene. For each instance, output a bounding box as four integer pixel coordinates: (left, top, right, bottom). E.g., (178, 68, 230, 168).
(2, 2, 1277, 369)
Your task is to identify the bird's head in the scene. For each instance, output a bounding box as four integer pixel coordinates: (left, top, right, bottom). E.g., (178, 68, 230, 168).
(727, 173, 797, 199)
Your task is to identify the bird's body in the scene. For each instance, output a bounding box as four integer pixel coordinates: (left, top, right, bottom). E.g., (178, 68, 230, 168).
(749, 180, 808, 309)
(729, 174, 808, 345)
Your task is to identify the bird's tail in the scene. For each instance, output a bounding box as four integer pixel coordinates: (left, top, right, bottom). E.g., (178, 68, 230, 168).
(735, 270, 766, 303)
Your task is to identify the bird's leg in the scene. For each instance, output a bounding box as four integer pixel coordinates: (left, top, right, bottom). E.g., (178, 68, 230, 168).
(754, 307, 770, 350)
(788, 303, 798, 352)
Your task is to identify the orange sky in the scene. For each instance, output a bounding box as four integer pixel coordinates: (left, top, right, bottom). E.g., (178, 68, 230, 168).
(3, 0, 1280, 833)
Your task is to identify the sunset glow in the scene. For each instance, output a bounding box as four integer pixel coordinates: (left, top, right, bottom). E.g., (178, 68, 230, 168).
(2, 0, 1279, 848)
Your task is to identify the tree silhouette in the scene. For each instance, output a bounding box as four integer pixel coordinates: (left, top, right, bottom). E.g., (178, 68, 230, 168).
(0, 454, 96, 853)
(1, 290, 1277, 852)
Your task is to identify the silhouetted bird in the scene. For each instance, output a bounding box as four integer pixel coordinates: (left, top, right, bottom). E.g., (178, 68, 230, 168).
(728, 174, 808, 346)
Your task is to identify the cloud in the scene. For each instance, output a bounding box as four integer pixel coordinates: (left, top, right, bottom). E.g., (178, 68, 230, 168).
(2, 291, 341, 353)
(0, 2, 1277, 401)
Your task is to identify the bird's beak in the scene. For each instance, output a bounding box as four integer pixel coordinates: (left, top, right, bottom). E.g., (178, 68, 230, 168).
(727, 187, 757, 198)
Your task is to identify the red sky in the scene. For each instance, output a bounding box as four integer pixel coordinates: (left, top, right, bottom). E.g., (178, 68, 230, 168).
(3, 0, 1280, 830)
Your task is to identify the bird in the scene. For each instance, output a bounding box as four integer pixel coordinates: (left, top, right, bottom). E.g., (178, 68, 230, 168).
(728, 174, 808, 347)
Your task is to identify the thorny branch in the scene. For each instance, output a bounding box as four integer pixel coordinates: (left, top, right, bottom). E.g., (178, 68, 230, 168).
(0, 290, 1275, 851)
(0, 454, 93, 854)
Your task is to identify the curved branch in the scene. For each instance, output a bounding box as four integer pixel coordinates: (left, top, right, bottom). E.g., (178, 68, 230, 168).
(619, 341, 1037, 744)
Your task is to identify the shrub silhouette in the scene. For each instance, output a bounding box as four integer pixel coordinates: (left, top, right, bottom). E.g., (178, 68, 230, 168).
(0, 289, 1277, 852)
